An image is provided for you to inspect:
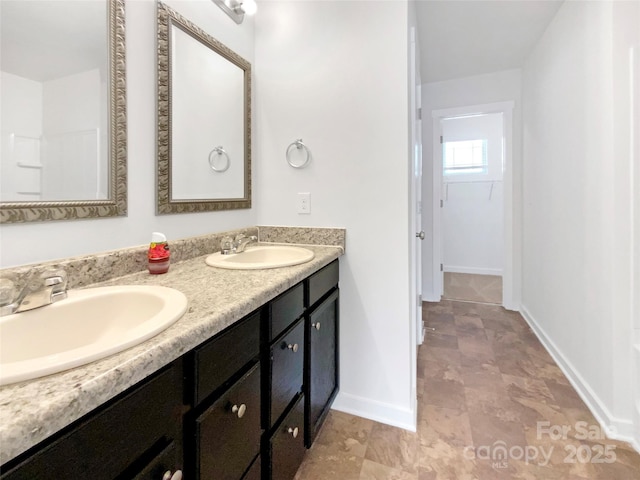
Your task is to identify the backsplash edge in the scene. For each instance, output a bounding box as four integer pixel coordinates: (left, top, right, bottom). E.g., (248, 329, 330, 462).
(0, 226, 346, 290)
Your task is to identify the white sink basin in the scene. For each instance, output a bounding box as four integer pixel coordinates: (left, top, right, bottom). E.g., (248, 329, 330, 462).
(205, 245, 315, 270)
(0, 285, 188, 386)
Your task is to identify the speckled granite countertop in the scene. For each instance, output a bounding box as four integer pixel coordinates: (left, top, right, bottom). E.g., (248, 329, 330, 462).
(0, 243, 343, 465)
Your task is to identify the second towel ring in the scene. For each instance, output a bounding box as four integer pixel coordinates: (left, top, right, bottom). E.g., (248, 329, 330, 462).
(286, 139, 311, 169)
(208, 146, 230, 172)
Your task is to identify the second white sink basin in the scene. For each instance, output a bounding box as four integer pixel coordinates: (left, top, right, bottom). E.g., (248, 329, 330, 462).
(205, 245, 315, 270)
(0, 285, 188, 386)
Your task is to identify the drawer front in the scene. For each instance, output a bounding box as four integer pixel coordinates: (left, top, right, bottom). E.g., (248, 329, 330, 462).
(307, 260, 338, 308)
(193, 310, 260, 405)
(195, 362, 261, 480)
(1, 363, 182, 480)
(132, 441, 179, 480)
(270, 395, 305, 480)
(270, 320, 304, 426)
(269, 283, 304, 341)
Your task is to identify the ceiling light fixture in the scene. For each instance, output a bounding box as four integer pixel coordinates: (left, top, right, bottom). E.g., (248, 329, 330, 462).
(212, 0, 257, 24)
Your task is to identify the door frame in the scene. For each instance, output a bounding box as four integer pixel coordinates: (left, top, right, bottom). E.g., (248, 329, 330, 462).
(408, 25, 422, 429)
(431, 101, 519, 310)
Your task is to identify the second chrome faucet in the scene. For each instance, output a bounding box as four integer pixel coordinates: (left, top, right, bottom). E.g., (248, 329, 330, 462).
(220, 234, 258, 255)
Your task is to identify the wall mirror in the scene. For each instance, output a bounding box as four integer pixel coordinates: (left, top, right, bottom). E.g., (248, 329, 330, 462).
(157, 2, 251, 214)
(0, 0, 127, 223)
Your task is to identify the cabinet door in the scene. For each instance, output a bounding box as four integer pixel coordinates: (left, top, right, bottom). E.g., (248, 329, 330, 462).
(270, 395, 305, 480)
(1, 362, 183, 480)
(195, 362, 261, 480)
(305, 288, 339, 447)
(269, 320, 304, 427)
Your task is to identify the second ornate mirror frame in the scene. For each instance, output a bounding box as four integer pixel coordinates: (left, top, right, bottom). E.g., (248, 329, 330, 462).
(156, 2, 252, 215)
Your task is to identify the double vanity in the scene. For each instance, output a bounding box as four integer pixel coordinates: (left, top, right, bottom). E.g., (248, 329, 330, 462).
(0, 228, 344, 480)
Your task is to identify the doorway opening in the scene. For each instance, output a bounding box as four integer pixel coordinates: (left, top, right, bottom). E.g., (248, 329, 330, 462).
(431, 102, 518, 310)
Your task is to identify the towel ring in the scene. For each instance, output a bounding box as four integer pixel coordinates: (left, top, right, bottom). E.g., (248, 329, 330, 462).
(208, 146, 230, 172)
(286, 139, 311, 169)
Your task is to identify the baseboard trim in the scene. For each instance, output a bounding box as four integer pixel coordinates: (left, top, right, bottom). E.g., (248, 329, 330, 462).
(422, 293, 441, 302)
(443, 266, 502, 275)
(520, 305, 638, 451)
(331, 391, 416, 432)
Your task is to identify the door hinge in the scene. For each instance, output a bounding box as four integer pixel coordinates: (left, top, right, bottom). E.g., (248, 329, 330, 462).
(440, 135, 443, 144)
(440, 264, 443, 272)
(440, 199, 444, 208)
(417, 108, 422, 120)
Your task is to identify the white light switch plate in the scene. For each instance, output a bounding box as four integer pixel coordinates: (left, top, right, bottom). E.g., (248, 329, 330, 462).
(297, 192, 311, 214)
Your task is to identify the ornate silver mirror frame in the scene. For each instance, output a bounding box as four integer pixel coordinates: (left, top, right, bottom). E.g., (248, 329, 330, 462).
(156, 2, 251, 214)
(0, 0, 127, 224)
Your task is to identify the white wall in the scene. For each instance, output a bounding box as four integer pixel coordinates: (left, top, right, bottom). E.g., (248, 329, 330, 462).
(42, 69, 102, 200)
(0, 0, 257, 268)
(421, 69, 522, 299)
(0, 72, 43, 201)
(441, 113, 504, 275)
(255, 1, 415, 429)
(522, 0, 639, 442)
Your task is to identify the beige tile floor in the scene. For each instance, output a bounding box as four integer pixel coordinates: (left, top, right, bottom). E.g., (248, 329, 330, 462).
(443, 273, 502, 305)
(294, 300, 640, 480)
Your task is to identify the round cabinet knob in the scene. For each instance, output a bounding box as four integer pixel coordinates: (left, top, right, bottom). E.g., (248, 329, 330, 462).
(287, 343, 299, 353)
(416, 231, 425, 240)
(232, 403, 247, 418)
(287, 426, 299, 438)
(312, 322, 321, 331)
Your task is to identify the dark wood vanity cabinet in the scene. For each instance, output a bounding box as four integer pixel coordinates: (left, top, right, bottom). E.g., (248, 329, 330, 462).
(262, 283, 306, 480)
(192, 363, 261, 480)
(264, 259, 340, 478)
(1, 259, 340, 480)
(305, 288, 339, 446)
(268, 394, 306, 480)
(0, 361, 184, 480)
(185, 311, 262, 480)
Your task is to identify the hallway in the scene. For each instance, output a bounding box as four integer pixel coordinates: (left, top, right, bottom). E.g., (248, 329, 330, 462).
(294, 301, 640, 479)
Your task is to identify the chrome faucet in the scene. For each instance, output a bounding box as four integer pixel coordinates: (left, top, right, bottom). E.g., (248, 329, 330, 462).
(233, 234, 258, 253)
(0, 270, 68, 315)
(220, 234, 258, 255)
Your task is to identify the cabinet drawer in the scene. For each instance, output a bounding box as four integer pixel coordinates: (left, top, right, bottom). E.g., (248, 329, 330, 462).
(307, 260, 338, 308)
(1, 362, 182, 480)
(268, 283, 304, 341)
(269, 395, 305, 480)
(192, 310, 260, 405)
(269, 320, 304, 427)
(132, 441, 179, 480)
(195, 362, 261, 480)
